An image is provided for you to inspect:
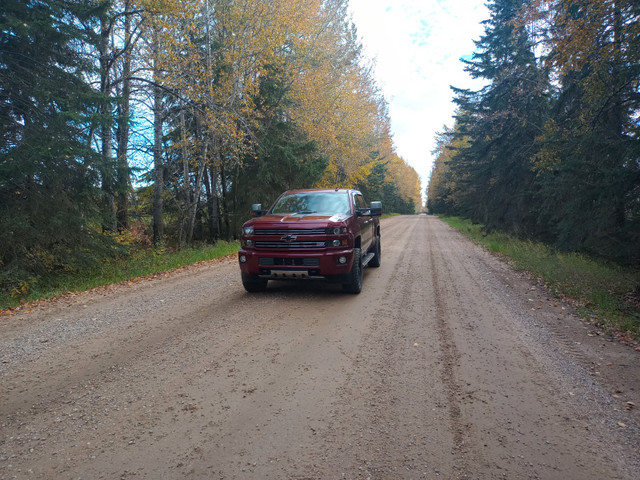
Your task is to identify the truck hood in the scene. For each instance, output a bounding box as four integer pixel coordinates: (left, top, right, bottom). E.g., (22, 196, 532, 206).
(254, 213, 349, 225)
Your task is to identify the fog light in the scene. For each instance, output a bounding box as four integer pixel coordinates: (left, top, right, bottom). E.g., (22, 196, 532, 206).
(338, 256, 347, 264)
(239, 255, 247, 263)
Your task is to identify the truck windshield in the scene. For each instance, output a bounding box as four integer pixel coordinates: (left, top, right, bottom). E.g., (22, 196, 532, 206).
(271, 192, 351, 215)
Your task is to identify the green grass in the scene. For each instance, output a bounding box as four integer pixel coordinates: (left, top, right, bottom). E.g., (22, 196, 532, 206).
(0, 241, 240, 311)
(440, 216, 640, 339)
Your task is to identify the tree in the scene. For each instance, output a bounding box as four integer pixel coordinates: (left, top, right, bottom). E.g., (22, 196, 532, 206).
(228, 64, 328, 232)
(449, 0, 550, 234)
(528, 0, 640, 262)
(427, 124, 469, 215)
(430, 0, 639, 264)
(290, 0, 383, 189)
(0, 0, 111, 291)
(92, 0, 143, 232)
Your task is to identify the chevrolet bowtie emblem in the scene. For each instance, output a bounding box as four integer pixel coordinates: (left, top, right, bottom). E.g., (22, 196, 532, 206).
(281, 234, 297, 242)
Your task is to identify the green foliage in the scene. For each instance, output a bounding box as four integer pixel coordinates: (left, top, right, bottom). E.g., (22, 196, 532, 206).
(441, 216, 640, 338)
(427, 126, 468, 216)
(358, 160, 417, 214)
(428, 0, 640, 266)
(0, 241, 240, 310)
(0, 0, 115, 295)
(449, 0, 549, 234)
(228, 65, 329, 234)
(531, 0, 640, 263)
(380, 182, 415, 215)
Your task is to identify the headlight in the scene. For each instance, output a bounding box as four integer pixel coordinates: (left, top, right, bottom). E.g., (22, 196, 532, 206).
(243, 226, 254, 235)
(327, 227, 345, 234)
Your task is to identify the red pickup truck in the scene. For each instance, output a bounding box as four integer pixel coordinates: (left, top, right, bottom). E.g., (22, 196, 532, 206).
(238, 189, 382, 293)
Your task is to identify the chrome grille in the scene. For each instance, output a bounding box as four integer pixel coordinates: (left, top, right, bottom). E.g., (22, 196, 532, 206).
(254, 228, 326, 235)
(255, 241, 326, 249)
(259, 258, 320, 267)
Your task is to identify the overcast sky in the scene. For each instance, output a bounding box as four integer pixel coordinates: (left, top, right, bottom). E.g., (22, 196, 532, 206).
(348, 0, 489, 201)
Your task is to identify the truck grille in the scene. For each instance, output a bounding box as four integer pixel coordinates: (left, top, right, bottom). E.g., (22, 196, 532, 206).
(255, 241, 326, 249)
(259, 258, 320, 267)
(254, 228, 326, 235)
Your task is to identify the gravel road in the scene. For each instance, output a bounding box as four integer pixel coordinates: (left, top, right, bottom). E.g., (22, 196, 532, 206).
(1, 215, 638, 479)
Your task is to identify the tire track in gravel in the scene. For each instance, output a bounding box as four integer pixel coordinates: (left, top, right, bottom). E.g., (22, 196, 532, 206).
(308, 215, 420, 473)
(308, 215, 462, 479)
(423, 216, 637, 480)
(426, 218, 468, 463)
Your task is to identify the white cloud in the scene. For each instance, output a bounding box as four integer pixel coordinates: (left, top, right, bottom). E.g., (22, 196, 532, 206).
(348, 0, 489, 199)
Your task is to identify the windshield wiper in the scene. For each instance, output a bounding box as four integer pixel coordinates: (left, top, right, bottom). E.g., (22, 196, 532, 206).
(297, 210, 317, 214)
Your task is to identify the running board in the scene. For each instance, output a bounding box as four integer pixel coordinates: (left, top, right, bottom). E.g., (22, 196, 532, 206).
(361, 252, 375, 267)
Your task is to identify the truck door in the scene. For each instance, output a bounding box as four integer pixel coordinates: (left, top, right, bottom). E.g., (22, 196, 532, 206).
(354, 193, 373, 252)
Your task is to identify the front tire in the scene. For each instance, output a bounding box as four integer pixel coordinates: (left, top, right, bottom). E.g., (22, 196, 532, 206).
(241, 273, 268, 292)
(342, 248, 363, 294)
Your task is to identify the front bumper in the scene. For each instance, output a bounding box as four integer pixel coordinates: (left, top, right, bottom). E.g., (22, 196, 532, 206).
(238, 247, 355, 279)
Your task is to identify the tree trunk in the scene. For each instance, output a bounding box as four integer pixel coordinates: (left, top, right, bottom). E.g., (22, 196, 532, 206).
(179, 107, 190, 247)
(220, 163, 230, 240)
(204, 165, 219, 242)
(100, 15, 116, 232)
(116, 1, 132, 232)
(187, 159, 206, 244)
(609, 1, 625, 229)
(152, 30, 164, 245)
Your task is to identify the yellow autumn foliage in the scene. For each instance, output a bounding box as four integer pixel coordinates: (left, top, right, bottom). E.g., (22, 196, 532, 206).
(139, 0, 420, 205)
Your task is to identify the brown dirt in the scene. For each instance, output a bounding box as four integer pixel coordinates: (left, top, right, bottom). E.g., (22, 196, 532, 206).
(1, 215, 638, 479)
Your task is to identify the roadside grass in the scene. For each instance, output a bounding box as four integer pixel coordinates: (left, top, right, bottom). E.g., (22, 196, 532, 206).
(440, 216, 640, 340)
(0, 241, 240, 311)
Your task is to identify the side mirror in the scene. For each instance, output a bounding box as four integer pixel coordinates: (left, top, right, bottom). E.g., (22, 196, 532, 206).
(251, 203, 266, 217)
(370, 201, 382, 217)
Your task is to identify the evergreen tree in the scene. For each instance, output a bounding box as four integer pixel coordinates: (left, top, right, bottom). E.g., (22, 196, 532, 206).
(358, 158, 418, 214)
(450, 0, 550, 235)
(427, 125, 466, 216)
(532, 0, 640, 263)
(0, 0, 109, 291)
(229, 65, 328, 231)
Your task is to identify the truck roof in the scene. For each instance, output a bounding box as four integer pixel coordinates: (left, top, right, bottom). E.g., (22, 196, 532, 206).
(280, 188, 359, 195)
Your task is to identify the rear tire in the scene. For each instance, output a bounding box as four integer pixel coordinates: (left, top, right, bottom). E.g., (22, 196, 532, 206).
(342, 248, 363, 294)
(369, 235, 381, 268)
(241, 273, 268, 292)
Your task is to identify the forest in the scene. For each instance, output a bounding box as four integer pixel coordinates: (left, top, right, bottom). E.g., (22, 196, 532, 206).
(0, 0, 421, 295)
(427, 0, 639, 266)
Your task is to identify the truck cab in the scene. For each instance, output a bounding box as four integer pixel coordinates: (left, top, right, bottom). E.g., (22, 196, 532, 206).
(238, 189, 382, 293)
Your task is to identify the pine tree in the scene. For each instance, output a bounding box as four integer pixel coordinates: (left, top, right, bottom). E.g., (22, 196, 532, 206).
(450, 0, 550, 234)
(531, 0, 640, 262)
(427, 124, 468, 215)
(0, 0, 111, 292)
(228, 64, 327, 230)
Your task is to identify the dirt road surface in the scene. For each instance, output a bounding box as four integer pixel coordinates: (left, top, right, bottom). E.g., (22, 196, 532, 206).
(1, 215, 638, 479)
